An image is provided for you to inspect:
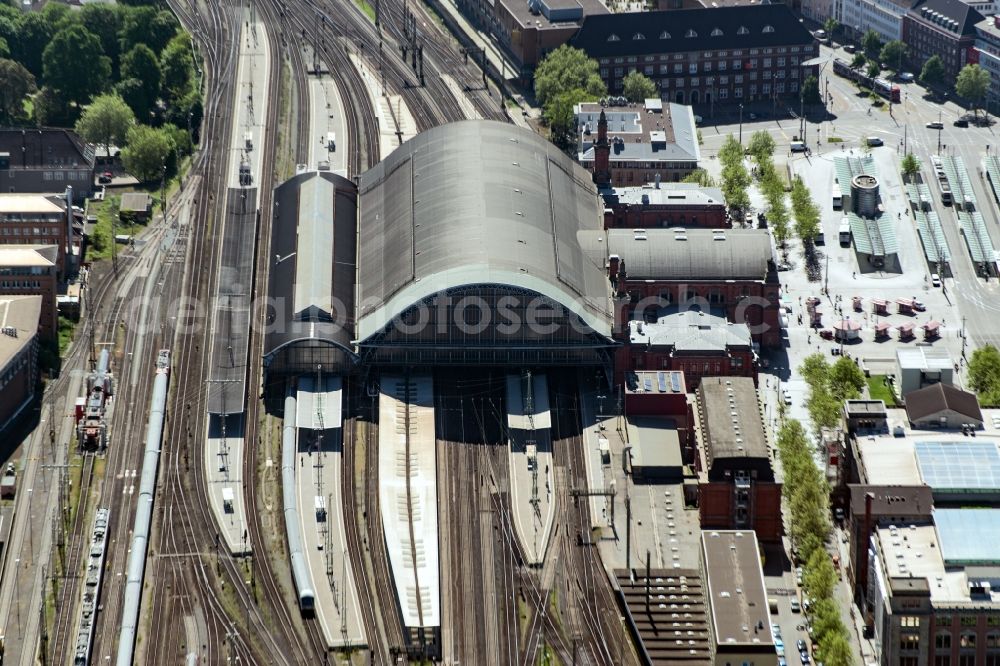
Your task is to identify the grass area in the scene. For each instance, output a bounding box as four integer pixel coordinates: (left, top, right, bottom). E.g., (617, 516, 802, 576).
(58, 315, 77, 355)
(86, 195, 138, 262)
(827, 136, 844, 143)
(867, 374, 899, 406)
(354, 0, 376, 22)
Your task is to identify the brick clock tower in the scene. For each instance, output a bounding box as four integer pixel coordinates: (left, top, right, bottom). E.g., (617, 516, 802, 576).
(593, 110, 611, 187)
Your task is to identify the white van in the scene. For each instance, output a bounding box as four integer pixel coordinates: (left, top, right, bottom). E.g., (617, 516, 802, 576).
(839, 218, 851, 246)
(832, 191, 843, 209)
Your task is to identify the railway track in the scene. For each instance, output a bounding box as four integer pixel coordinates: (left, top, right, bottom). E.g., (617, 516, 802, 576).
(48, 454, 95, 664)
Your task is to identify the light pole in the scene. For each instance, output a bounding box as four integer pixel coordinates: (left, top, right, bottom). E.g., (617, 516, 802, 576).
(739, 103, 744, 144)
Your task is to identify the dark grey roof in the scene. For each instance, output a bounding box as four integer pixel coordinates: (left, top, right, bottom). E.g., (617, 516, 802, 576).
(355, 120, 613, 340)
(593, 228, 775, 281)
(264, 170, 357, 361)
(0, 128, 95, 169)
(698, 376, 768, 462)
(570, 5, 815, 58)
(910, 0, 983, 36)
(905, 382, 983, 423)
(848, 484, 934, 518)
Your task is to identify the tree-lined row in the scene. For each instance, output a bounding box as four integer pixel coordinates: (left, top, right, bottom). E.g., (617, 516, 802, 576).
(0, 1, 200, 131)
(800, 353, 866, 434)
(776, 420, 854, 666)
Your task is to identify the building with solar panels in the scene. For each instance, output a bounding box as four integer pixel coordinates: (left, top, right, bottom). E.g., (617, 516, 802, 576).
(851, 434, 1000, 656)
(261, 121, 618, 408)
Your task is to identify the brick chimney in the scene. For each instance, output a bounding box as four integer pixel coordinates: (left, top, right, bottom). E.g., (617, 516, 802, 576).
(593, 110, 612, 187)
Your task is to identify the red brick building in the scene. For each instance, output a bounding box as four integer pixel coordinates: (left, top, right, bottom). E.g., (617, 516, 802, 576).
(624, 370, 696, 462)
(0, 295, 41, 432)
(577, 101, 700, 187)
(0, 245, 59, 339)
(619, 311, 757, 389)
(601, 182, 728, 229)
(586, 227, 781, 348)
(0, 195, 70, 279)
(696, 376, 782, 542)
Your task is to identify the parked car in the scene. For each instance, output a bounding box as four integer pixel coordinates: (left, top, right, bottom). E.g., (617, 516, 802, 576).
(783, 389, 793, 405)
(801, 651, 811, 664)
(913, 299, 926, 311)
(778, 658, 787, 666)
(797, 640, 808, 652)
(954, 118, 969, 127)
(844, 44, 856, 53)
(926, 121, 944, 129)
(98, 171, 113, 184)
(772, 623, 782, 638)
(898, 71, 915, 82)
(790, 599, 801, 613)
(931, 273, 941, 287)
(775, 639, 785, 656)
(866, 136, 884, 147)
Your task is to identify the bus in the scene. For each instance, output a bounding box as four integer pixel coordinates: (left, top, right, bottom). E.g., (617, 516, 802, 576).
(832, 59, 901, 103)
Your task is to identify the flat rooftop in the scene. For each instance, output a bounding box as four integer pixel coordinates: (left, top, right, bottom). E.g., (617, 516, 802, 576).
(627, 417, 683, 470)
(857, 436, 1000, 497)
(605, 182, 725, 208)
(0, 295, 41, 368)
(0, 194, 65, 215)
(701, 530, 774, 649)
(628, 310, 753, 353)
(698, 376, 768, 461)
(499, 0, 607, 31)
(845, 399, 888, 417)
(576, 101, 699, 164)
(897, 346, 953, 371)
(625, 370, 686, 395)
(935, 508, 1000, 566)
(0, 245, 57, 268)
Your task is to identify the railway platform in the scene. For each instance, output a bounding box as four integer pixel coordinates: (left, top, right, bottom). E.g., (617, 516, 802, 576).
(379, 374, 440, 630)
(578, 389, 703, 573)
(306, 75, 349, 174)
(505, 373, 555, 566)
(205, 415, 251, 556)
(348, 53, 417, 158)
(293, 376, 366, 648)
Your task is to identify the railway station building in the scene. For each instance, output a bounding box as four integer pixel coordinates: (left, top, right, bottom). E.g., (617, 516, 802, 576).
(263, 170, 358, 408)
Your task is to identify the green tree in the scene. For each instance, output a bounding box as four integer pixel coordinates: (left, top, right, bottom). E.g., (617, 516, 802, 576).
(80, 3, 124, 71)
(121, 124, 173, 182)
(802, 75, 822, 105)
(542, 87, 587, 148)
(32, 85, 80, 126)
(718, 135, 745, 168)
(533, 45, 606, 108)
(866, 61, 882, 80)
(768, 198, 790, 247)
(901, 152, 921, 179)
(801, 353, 829, 386)
(119, 43, 160, 120)
(920, 54, 946, 87)
(850, 52, 867, 70)
(118, 7, 178, 56)
(823, 18, 839, 36)
(621, 70, 657, 103)
(0, 59, 36, 124)
(879, 40, 907, 73)
(804, 548, 837, 601)
(968, 344, 1000, 405)
(40, 2, 76, 35)
(829, 356, 865, 400)
(955, 63, 991, 118)
(159, 32, 194, 102)
(681, 168, 714, 187)
(747, 130, 776, 163)
(820, 632, 855, 666)
(811, 598, 847, 644)
(43, 25, 111, 105)
(10, 12, 53, 78)
(861, 29, 882, 56)
(75, 94, 135, 159)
